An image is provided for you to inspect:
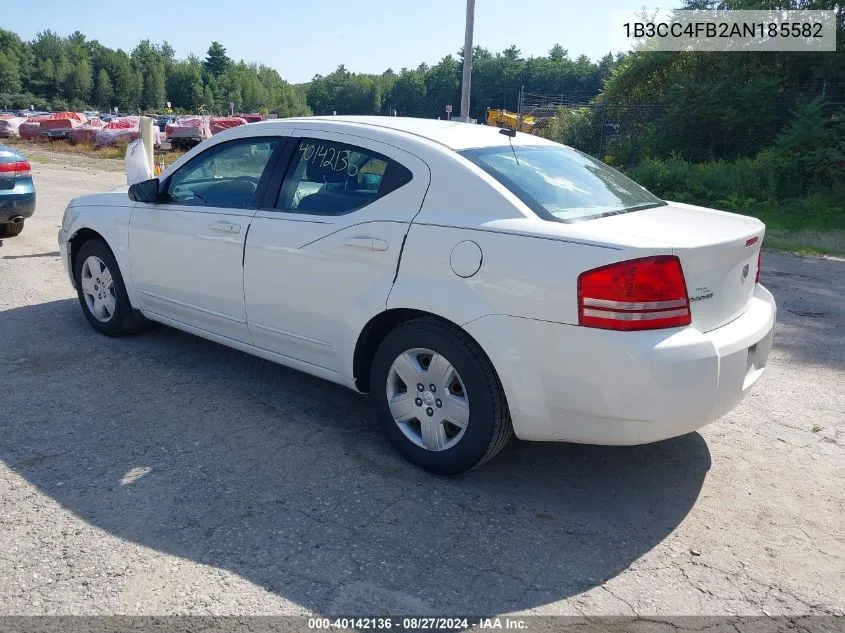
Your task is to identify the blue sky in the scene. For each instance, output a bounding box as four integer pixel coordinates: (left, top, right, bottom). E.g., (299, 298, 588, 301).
(3, 0, 668, 83)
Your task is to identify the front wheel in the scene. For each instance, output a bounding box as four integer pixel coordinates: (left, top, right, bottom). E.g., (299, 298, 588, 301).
(371, 317, 512, 475)
(73, 238, 147, 336)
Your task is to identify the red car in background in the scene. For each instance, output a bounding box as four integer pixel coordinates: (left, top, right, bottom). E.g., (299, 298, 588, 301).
(40, 112, 87, 139)
(238, 113, 264, 123)
(210, 116, 248, 135)
(69, 118, 106, 145)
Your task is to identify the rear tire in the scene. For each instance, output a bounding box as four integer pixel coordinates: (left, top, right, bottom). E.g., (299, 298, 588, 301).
(73, 238, 147, 337)
(371, 317, 512, 475)
(0, 221, 24, 238)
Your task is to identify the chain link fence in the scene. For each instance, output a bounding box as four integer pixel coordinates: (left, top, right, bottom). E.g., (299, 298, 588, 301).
(517, 86, 843, 165)
(517, 90, 671, 161)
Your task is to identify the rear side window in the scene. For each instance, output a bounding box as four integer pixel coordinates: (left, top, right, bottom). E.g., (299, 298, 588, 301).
(277, 138, 413, 215)
(459, 144, 665, 222)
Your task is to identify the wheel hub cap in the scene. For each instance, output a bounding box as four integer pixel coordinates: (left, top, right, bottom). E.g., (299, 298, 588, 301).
(386, 348, 470, 452)
(80, 255, 116, 323)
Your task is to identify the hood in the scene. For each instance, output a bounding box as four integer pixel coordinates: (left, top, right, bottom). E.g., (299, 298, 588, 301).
(68, 189, 131, 208)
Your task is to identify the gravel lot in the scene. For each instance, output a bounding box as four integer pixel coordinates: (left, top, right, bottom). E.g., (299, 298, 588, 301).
(1, 154, 843, 617)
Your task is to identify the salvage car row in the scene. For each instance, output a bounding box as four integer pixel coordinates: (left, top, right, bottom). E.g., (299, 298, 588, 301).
(0, 111, 265, 148)
(0, 111, 267, 240)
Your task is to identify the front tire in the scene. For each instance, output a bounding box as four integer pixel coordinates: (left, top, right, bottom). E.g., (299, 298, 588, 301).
(371, 317, 512, 475)
(73, 238, 147, 336)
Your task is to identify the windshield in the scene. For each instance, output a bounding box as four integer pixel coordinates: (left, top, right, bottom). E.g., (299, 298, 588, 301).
(460, 144, 665, 222)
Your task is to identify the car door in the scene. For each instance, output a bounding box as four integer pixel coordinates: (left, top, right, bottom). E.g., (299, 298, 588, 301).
(129, 135, 288, 343)
(243, 131, 430, 377)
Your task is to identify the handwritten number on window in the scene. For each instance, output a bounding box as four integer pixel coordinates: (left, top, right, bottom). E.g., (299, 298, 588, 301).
(299, 142, 359, 177)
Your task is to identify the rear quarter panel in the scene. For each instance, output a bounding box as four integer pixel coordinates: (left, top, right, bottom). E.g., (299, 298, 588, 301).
(389, 222, 653, 326)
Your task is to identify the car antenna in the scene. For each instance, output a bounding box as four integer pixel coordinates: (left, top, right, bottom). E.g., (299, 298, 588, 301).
(499, 127, 520, 165)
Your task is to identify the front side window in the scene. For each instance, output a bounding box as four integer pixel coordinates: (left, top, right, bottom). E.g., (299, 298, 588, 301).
(277, 138, 412, 215)
(166, 138, 279, 209)
(459, 144, 665, 222)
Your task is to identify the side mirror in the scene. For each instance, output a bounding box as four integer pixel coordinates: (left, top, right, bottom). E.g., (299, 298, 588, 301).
(128, 178, 161, 204)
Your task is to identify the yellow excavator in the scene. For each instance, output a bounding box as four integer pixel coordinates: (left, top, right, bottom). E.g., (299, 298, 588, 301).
(485, 108, 551, 135)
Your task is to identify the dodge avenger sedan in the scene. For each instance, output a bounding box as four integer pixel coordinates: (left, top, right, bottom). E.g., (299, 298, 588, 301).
(59, 116, 776, 474)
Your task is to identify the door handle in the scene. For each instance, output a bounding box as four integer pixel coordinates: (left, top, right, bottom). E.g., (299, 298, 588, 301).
(344, 237, 389, 251)
(209, 221, 241, 234)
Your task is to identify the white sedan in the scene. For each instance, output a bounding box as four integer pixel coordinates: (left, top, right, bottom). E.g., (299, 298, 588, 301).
(59, 116, 776, 474)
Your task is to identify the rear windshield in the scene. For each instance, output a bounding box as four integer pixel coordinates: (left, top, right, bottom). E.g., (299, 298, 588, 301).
(459, 144, 665, 222)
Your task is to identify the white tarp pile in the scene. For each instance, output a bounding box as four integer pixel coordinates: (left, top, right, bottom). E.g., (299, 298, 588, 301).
(69, 118, 106, 144)
(0, 116, 27, 138)
(165, 115, 212, 140)
(95, 116, 161, 148)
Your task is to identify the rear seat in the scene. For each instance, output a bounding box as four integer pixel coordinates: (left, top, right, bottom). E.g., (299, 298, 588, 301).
(297, 189, 377, 214)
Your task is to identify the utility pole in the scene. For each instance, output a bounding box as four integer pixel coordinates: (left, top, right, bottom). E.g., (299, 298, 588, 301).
(459, 0, 475, 122)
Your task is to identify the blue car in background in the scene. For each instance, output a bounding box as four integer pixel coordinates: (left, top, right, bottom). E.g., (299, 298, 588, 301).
(0, 143, 35, 240)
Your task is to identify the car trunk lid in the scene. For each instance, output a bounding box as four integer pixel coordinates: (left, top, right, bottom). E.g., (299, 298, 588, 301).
(573, 201, 764, 332)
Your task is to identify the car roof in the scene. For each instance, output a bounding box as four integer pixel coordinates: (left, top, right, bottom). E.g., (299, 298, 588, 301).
(249, 116, 553, 151)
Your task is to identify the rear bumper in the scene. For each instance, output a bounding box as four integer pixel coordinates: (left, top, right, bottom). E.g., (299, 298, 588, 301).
(0, 189, 36, 222)
(464, 284, 776, 445)
(44, 129, 71, 139)
(167, 131, 205, 139)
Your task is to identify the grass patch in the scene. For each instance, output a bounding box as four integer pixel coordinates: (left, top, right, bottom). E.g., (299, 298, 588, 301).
(630, 156, 845, 256)
(764, 230, 845, 257)
(703, 190, 845, 257)
(736, 192, 845, 233)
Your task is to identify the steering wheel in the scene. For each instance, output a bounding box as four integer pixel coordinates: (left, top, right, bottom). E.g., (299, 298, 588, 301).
(231, 175, 260, 189)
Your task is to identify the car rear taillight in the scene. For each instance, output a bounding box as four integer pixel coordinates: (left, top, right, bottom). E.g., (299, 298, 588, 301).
(756, 249, 762, 283)
(0, 160, 31, 177)
(578, 256, 692, 331)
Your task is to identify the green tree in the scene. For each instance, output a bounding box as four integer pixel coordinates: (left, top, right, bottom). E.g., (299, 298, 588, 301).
(93, 68, 113, 110)
(111, 52, 140, 111)
(167, 56, 204, 110)
(203, 41, 230, 78)
(0, 51, 21, 94)
(160, 41, 175, 68)
(201, 85, 215, 113)
(548, 44, 568, 62)
(391, 67, 427, 117)
(142, 63, 166, 110)
(775, 97, 845, 186)
(423, 55, 460, 117)
(62, 56, 92, 106)
(0, 28, 24, 60)
(545, 106, 600, 153)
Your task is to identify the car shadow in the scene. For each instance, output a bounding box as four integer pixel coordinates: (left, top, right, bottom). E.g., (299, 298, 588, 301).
(1, 250, 61, 260)
(0, 299, 711, 614)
